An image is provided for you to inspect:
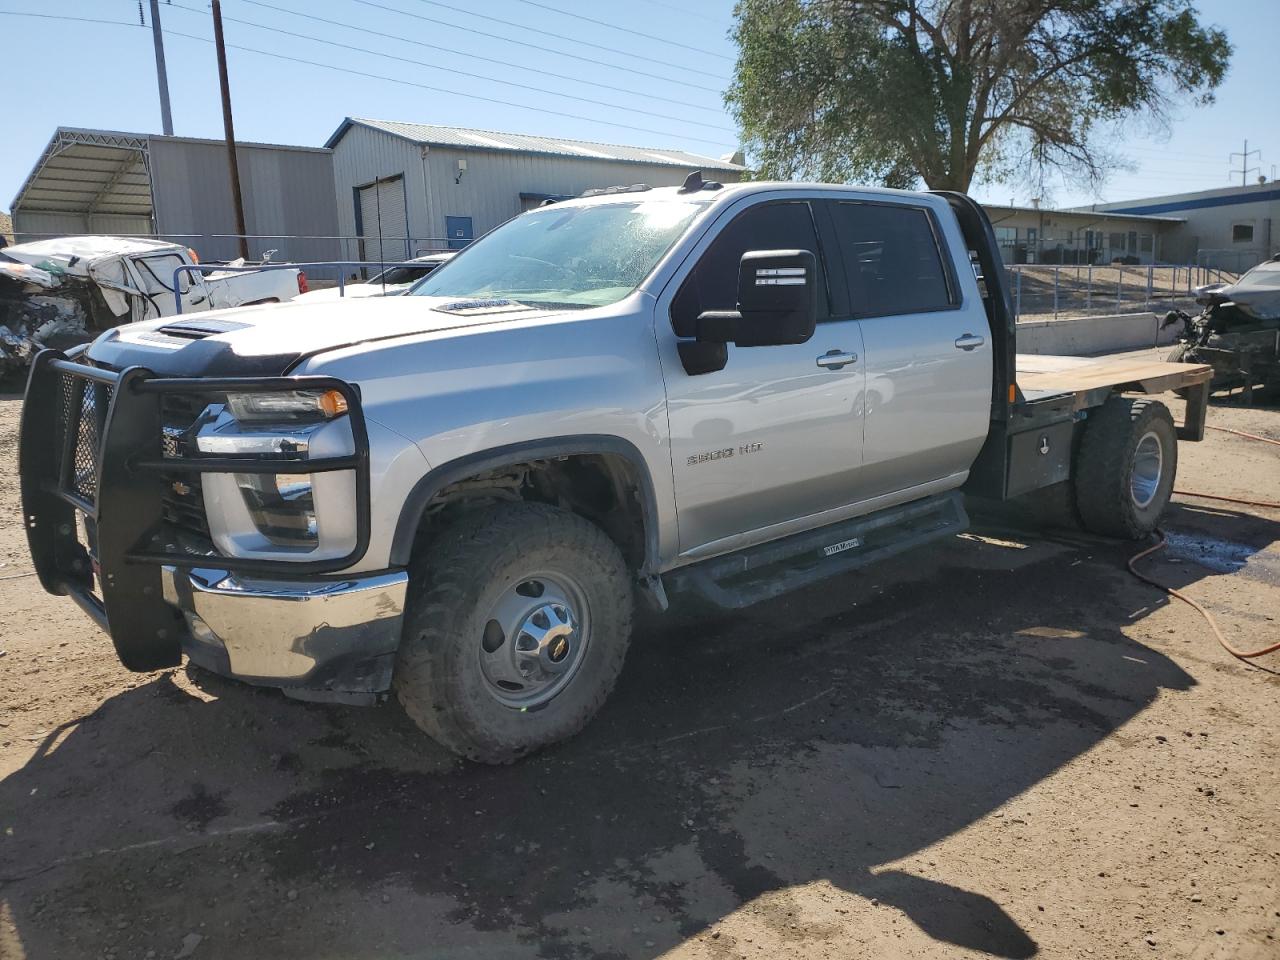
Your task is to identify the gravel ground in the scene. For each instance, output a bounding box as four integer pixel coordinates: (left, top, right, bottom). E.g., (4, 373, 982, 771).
(0, 350, 1277, 960)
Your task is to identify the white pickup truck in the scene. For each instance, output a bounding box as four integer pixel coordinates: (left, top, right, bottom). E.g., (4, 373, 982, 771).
(0, 236, 305, 373)
(19, 181, 1213, 763)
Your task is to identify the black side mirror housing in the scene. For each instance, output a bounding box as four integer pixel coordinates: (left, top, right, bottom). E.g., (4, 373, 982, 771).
(694, 249, 818, 347)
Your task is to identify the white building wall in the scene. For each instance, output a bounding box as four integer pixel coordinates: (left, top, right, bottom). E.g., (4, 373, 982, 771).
(1094, 183, 1280, 271)
(330, 126, 425, 261)
(420, 146, 739, 249)
(13, 210, 154, 241)
(330, 126, 744, 258)
(149, 138, 340, 263)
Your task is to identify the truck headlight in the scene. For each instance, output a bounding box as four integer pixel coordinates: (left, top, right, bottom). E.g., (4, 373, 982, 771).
(225, 389, 348, 422)
(194, 395, 357, 559)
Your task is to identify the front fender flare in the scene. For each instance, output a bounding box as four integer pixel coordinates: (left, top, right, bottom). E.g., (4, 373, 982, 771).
(388, 435, 661, 576)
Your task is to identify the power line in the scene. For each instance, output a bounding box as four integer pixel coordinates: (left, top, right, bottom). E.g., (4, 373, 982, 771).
(634, 0, 727, 25)
(234, 0, 728, 117)
(403, 0, 730, 81)
(0, 11, 737, 150)
(160, 0, 735, 132)
(0, 9, 138, 30)
(509, 0, 732, 60)
(1117, 145, 1238, 163)
(345, 0, 724, 93)
(198, 28, 736, 148)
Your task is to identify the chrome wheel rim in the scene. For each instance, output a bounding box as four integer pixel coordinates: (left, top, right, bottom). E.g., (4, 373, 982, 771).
(1130, 430, 1164, 509)
(478, 572, 589, 709)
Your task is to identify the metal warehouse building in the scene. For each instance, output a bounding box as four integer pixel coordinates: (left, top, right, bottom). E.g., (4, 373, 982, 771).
(9, 127, 340, 263)
(1087, 181, 1279, 271)
(324, 118, 747, 261)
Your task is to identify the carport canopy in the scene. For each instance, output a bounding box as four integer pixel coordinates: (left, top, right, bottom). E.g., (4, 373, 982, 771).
(10, 128, 154, 221)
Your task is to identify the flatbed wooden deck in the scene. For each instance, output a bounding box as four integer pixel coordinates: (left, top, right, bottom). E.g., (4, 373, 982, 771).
(1016, 354, 1212, 403)
(1014, 353, 1214, 440)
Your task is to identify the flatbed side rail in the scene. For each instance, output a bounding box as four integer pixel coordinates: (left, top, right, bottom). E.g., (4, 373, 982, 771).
(18, 350, 373, 669)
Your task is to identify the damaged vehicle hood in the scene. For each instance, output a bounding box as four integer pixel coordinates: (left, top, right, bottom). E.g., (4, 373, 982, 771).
(3, 236, 186, 277)
(1217, 259, 1280, 321)
(86, 295, 564, 376)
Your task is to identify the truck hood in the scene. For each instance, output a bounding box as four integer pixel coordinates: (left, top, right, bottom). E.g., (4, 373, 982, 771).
(85, 294, 561, 376)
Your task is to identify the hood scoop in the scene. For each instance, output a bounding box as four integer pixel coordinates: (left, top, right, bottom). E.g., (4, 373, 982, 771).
(433, 298, 535, 316)
(156, 317, 252, 340)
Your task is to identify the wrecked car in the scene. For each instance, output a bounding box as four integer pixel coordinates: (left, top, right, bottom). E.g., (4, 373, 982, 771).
(1164, 255, 1280, 398)
(1, 236, 307, 377)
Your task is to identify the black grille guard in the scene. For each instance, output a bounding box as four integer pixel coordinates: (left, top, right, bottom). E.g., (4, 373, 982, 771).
(18, 349, 372, 671)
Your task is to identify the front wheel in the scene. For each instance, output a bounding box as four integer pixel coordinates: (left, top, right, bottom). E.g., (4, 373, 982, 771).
(394, 502, 634, 763)
(1074, 396, 1177, 539)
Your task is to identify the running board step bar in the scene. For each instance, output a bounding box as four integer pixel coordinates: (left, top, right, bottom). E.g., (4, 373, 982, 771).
(668, 492, 968, 610)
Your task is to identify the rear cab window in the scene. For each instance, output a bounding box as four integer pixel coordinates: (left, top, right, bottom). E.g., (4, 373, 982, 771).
(825, 201, 956, 317)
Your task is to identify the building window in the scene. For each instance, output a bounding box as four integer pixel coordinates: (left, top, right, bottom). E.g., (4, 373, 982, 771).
(1139, 234, 1153, 253)
(1108, 232, 1124, 250)
(994, 226, 1017, 246)
(1232, 223, 1254, 243)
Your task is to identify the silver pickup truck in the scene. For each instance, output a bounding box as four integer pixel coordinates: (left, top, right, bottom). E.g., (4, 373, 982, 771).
(19, 179, 1212, 762)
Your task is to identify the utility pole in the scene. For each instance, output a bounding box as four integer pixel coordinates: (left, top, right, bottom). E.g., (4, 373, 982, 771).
(212, 0, 250, 260)
(149, 0, 174, 135)
(1229, 139, 1260, 187)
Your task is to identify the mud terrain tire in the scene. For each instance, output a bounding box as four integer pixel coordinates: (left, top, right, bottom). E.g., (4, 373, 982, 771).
(395, 502, 633, 764)
(1074, 396, 1177, 539)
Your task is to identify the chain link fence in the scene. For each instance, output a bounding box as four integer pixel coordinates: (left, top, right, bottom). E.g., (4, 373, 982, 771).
(1007, 263, 1243, 321)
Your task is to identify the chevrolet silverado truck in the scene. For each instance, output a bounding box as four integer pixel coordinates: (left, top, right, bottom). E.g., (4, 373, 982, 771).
(19, 179, 1213, 763)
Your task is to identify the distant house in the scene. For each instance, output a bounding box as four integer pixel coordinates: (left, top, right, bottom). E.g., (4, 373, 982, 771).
(324, 118, 747, 261)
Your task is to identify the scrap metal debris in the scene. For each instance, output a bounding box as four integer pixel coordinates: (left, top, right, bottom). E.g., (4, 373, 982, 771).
(1165, 255, 1280, 398)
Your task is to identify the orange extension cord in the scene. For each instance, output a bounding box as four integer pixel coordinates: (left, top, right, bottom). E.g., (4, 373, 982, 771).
(1129, 422, 1280, 666)
(1202, 423, 1280, 447)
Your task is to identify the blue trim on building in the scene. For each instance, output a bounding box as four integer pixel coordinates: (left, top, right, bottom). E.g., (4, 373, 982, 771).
(1106, 188, 1280, 216)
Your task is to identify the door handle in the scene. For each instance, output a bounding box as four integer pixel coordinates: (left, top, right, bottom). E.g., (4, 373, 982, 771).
(816, 349, 858, 370)
(954, 334, 985, 351)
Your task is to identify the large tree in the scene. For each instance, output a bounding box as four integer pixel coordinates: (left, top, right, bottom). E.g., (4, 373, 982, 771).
(726, 0, 1229, 191)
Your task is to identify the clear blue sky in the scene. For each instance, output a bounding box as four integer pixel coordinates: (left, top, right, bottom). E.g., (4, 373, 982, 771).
(1, 0, 1274, 213)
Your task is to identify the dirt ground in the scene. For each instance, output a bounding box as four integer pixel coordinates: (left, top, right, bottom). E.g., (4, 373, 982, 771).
(0, 349, 1277, 960)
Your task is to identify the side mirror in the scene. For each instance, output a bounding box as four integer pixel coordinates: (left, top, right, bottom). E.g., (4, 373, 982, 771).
(695, 249, 818, 347)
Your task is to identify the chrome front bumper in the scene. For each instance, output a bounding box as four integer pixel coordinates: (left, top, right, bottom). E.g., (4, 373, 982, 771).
(161, 566, 409, 703)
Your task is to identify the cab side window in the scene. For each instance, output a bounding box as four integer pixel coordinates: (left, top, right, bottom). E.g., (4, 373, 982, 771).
(827, 202, 953, 317)
(671, 201, 826, 337)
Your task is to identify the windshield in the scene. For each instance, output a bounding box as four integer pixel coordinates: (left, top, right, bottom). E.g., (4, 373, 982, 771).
(410, 199, 707, 309)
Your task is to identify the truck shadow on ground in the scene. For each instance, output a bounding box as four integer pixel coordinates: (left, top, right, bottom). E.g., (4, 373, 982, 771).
(0, 527, 1220, 960)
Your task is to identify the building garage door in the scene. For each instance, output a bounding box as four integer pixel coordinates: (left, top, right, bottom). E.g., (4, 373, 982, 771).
(358, 176, 408, 265)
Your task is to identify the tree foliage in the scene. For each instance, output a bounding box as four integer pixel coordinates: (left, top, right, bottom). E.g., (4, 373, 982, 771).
(726, 0, 1230, 191)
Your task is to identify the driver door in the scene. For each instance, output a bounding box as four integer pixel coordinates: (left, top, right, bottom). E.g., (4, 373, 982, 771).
(657, 199, 866, 559)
